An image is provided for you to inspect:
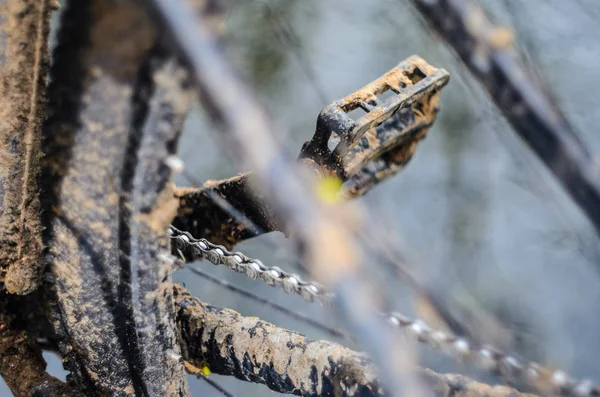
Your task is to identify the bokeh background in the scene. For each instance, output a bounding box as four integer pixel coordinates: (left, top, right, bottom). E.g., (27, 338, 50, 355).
(3, 0, 600, 395)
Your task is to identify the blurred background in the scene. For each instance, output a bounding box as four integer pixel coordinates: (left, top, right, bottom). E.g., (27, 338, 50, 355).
(3, 0, 600, 395)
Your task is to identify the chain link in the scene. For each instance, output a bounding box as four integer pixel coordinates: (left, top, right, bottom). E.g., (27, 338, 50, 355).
(168, 224, 599, 397)
(384, 312, 599, 397)
(168, 225, 334, 306)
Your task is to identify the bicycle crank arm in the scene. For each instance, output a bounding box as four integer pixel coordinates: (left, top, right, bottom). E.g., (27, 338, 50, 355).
(174, 57, 449, 248)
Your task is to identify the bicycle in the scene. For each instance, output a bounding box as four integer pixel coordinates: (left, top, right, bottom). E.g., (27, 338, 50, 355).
(1, 0, 599, 396)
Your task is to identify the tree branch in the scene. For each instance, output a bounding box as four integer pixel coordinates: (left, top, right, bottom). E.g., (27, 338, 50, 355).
(173, 284, 536, 397)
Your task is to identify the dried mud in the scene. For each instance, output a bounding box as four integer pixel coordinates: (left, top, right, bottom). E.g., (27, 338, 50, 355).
(0, 0, 53, 295)
(0, 298, 80, 397)
(40, 1, 191, 395)
(173, 285, 537, 397)
(173, 174, 281, 249)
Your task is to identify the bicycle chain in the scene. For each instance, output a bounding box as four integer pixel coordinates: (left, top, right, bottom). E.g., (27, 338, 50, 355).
(168, 225, 335, 306)
(385, 312, 598, 397)
(168, 224, 599, 397)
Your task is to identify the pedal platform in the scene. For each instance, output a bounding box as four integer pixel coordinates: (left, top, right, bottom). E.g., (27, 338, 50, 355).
(299, 56, 449, 185)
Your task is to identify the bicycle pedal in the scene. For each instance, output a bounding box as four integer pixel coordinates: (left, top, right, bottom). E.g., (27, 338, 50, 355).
(300, 55, 449, 177)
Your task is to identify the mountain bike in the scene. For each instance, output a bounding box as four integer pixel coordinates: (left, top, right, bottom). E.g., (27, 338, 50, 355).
(1, 0, 599, 396)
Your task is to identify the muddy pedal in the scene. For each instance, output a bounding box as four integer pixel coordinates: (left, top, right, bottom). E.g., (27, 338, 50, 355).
(299, 55, 449, 183)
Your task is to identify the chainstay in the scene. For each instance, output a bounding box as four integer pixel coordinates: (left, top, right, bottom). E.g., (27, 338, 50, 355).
(168, 224, 599, 397)
(168, 225, 335, 306)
